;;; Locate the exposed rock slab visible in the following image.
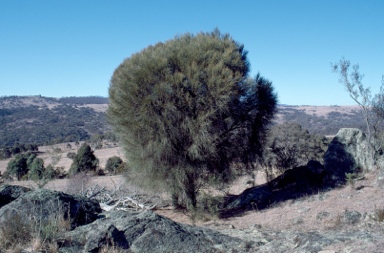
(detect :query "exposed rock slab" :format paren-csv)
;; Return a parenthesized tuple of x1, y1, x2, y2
(324, 128, 374, 185)
(222, 228, 380, 253)
(0, 184, 31, 208)
(58, 210, 247, 253)
(0, 188, 101, 229)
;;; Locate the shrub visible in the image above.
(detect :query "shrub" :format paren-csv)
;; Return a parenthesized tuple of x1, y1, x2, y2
(68, 143, 99, 176)
(105, 156, 124, 174)
(67, 152, 76, 159)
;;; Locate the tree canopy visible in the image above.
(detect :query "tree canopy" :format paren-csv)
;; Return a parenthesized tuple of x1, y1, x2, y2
(108, 30, 278, 209)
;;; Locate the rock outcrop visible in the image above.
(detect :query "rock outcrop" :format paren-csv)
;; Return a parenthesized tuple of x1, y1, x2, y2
(58, 210, 247, 253)
(323, 128, 374, 185)
(0, 184, 31, 208)
(0, 188, 101, 229)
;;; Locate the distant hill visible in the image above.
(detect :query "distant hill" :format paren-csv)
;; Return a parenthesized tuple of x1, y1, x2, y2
(275, 105, 365, 136)
(0, 95, 367, 147)
(0, 96, 110, 146)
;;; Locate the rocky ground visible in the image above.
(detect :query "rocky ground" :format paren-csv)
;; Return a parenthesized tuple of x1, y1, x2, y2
(1, 168, 384, 253)
(1, 128, 384, 252)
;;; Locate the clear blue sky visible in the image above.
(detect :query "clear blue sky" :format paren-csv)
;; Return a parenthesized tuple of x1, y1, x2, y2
(1, 0, 383, 105)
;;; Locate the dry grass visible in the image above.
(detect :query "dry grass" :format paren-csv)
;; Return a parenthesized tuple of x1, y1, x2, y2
(0, 199, 71, 253)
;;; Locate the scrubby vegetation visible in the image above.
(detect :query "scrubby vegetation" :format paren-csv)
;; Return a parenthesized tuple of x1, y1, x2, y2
(0, 203, 71, 252)
(1, 58, 384, 252)
(263, 123, 329, 176)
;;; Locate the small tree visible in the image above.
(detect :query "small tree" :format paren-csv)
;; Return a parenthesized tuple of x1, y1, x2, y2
(6, 154, 28, 180)
(108, 30, 277, 209)
(69, 143, 99, 176)
(28, 157, 45, 181)
(332, 58, 384, 157)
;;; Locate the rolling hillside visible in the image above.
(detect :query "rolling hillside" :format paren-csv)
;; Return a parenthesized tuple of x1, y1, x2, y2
(0, 95, 365, 148)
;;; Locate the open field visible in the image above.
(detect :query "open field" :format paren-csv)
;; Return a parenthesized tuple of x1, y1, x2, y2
(0, 142, 124, 175)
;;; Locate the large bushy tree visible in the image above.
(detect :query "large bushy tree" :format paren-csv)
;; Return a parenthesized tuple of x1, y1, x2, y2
(108, 30, 278, 209)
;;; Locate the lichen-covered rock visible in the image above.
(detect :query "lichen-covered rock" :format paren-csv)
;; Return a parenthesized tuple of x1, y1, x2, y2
(323, 128, 374, 185)
(0, 184, 31, 208)
(341, 210, 362, 225)
(58, 210, 247, 253)
(0, 188, 102, 229)
(374, 165, 384, 188)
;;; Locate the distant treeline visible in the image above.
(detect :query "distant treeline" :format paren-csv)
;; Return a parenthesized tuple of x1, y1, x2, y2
(0, 143, 39, 160)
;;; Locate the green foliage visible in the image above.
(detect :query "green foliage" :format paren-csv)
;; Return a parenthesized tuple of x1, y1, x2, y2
(5, 150, 65, 184)
(28, 157, 45, 181)
(345, 172, 358, 187)
(191, 193, 223, 222)
(108, 30, 277, 209)
(6, 153, 29, 180)
(0, 147, 11, 160)
(105, 156, 124, 174)
(263, 123, 329, 175)
(69, 143, 99, 176)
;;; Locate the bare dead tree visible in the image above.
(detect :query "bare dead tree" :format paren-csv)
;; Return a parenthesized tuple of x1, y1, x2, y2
(332, 58, 384, 159)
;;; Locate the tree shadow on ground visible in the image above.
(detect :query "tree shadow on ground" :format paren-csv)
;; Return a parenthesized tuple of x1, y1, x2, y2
(219, 145, 356, 218)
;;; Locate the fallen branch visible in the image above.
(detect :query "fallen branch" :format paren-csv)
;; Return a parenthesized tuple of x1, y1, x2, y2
(81, 183, 156, 212)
